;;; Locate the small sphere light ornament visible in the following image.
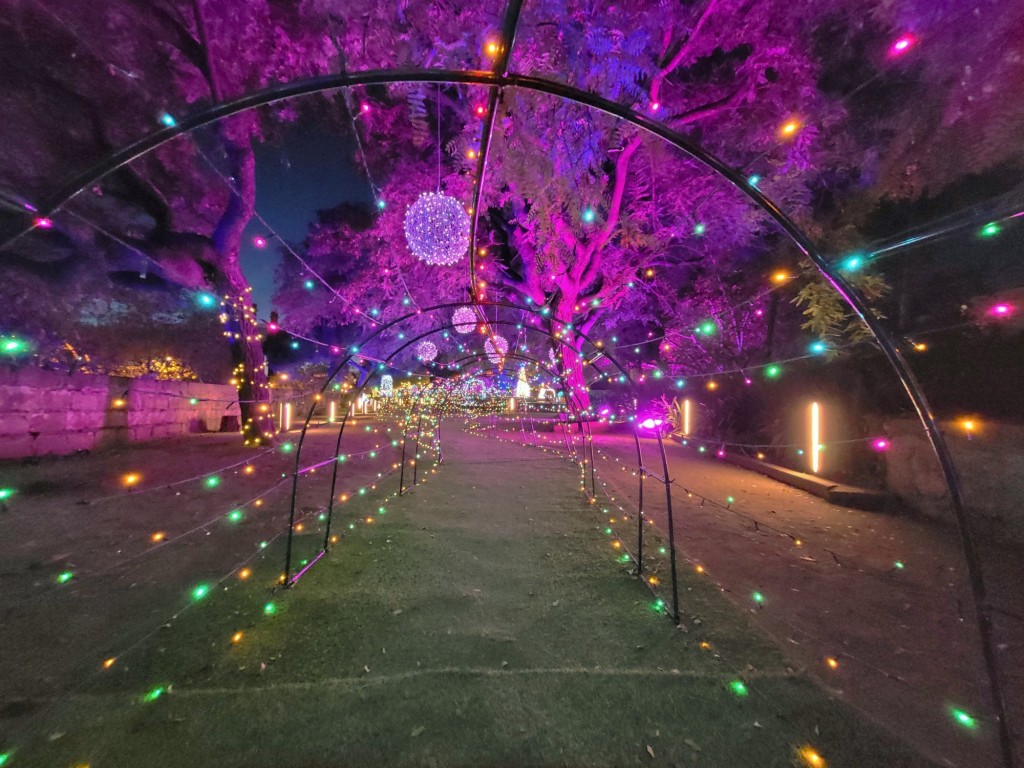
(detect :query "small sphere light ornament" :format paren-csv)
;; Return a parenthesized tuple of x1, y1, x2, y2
(404, 192, 470, 266)
(415, 340, 438, 362)
(452, 306, 477, 334)
(485, 335, 509, 364)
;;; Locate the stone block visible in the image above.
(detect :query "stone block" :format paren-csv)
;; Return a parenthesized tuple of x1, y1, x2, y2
(0, 414, 32, 435)
(71, 392, 104, 411)
(27, 411, 66, 434)
(0, 388, 38, 413)
(65, 410, 104, 431)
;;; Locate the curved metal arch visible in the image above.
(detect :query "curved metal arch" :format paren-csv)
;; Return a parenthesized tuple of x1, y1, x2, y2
(285, 302, 677, 615)
(11, 66, 1006, 758)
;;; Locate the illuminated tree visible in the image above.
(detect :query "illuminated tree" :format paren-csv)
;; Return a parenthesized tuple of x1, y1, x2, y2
(0, 0, 337, 443)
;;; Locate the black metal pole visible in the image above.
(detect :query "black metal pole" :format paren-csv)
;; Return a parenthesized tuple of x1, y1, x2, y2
(412, 412, 424, 487)
(655, 432, 680, 625)
(633, 427, 645, 578)
(322, 396, 354, 551)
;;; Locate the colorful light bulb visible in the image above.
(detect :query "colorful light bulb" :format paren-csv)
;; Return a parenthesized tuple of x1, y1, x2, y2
(889, 33, 917, 57)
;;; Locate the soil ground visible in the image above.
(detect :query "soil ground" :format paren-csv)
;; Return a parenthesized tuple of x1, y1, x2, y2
(0, 420, 947, 767)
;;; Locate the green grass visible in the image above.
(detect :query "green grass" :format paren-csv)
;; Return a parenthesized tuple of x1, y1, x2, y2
(5, 428, 936, 767)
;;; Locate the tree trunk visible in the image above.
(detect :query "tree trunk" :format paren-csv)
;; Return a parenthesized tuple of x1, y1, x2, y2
(552, 297, 591, 413)
(213, 127, 275, 445)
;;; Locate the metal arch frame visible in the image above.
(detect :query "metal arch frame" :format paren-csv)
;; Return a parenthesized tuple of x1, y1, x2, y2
(284, 302, 681, 619)
(9, 65, 1009, 761)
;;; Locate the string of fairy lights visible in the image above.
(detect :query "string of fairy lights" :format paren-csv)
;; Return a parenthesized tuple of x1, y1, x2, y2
(6, 425, 423, 609)
(469, 415, 986, 743)
(1, 10, 1017, 766)
(466, 416, 842, 765)
(0, 408, 446, 765)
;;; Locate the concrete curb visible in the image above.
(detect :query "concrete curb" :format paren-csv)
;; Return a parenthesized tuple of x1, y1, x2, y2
(722, 452, 897, 511)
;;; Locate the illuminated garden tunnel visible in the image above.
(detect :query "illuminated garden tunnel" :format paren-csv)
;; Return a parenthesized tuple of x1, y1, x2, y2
(1, 2, 1023, 767)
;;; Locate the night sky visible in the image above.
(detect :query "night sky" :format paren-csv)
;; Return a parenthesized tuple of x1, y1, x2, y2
(240, 127, 373, 314)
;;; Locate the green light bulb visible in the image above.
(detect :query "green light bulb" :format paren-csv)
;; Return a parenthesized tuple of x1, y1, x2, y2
(227, 509, 244, 523)
(894, 560, 905, 570)
(729, 680, 749, 697)
(951, 707, 978, 729)
(765, 365, 781, 378)
(191, 584, 210, 601)
(0, 488, 14, 501)
(205, 476, 220, 489)
(143, 686, 164, 703)
(752, 591, 765, 604)
(263, 602, 276, 615)
(979, 222, 1001, 238)
(56, 571, 74, 584)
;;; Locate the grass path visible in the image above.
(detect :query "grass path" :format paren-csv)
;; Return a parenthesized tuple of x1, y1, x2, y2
(9, 424, 936, 767)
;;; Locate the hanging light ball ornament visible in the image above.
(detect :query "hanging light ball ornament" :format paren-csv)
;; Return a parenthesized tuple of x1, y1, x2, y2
(485, 335, 509, 364)
(452, 306, 477, 334)
(403, 192, 471, 266)
(415, 340, 438, 362)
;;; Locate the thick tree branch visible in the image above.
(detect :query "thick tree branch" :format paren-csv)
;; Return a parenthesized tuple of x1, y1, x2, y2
(650, 0, 723, 104)
(667, 89, 745, 126)
(590, 134, 643, 254)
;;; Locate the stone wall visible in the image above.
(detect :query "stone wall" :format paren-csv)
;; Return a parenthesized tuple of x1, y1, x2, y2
(0, 368, 240, 460)
(883, 418, 1024, 545)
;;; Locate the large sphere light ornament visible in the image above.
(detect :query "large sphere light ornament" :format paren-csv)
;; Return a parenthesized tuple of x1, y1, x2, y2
(415, 340, 438, 362)
(403, 192, 471, 266)
(484, 335, 509, 364)
(452, 306, 477, 334)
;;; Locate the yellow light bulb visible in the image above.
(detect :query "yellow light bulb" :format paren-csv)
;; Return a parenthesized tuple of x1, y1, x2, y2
(780, 118, 802, 137)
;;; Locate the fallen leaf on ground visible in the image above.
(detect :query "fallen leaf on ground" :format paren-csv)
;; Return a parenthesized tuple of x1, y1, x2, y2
(646, 745, 656, 758)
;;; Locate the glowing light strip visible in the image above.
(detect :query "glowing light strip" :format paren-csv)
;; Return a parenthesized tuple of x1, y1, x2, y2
(810, 402, 821, 474)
